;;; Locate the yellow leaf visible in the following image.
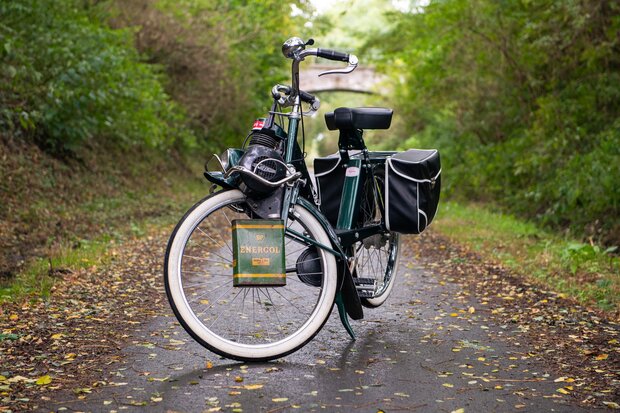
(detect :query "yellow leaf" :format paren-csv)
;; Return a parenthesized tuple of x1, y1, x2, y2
(602, 402, 620, 409)
(36, 375, 52, 385)
(595, 354, 609, 360)
(51, 333, 64, 340)
(206, 361, 213, 369)
(556, 388, 570, 395)
(234, 376, 243, 383)
(468, 307, 475, 314)
(272, 397, 289, 402)
(442, 383, 454, 388)
(9, 314, 18, 321)
(451, 409, 465, 413)
(450, 313, 458, 317)
(243, 384, 263, 390)
(200, 299, 210, 305)
(477, 357, 485, 361)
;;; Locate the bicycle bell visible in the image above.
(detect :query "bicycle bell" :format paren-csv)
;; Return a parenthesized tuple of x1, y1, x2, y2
(282, 37, 305, 59)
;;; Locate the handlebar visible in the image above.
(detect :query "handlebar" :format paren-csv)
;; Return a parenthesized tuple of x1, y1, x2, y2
(274, 38, 358, 116)
(299, 89, 317, 104)
(316, 48, 349, 62)
(271, 84, 320, 114)
(271, 84, 316, 103)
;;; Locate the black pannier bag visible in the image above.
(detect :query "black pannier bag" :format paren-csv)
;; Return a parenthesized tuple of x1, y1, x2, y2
(314, 153, 345, 227)
(385, 149, 441, 234)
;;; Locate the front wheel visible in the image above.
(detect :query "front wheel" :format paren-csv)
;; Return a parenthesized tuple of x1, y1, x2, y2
(164, 189, 338, 361)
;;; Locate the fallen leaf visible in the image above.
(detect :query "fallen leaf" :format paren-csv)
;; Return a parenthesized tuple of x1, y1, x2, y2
(36, 375, 52, 386)
(272, 397, 289, 402)
(243, 384, 263, 390)
(595, 354, 609, 361)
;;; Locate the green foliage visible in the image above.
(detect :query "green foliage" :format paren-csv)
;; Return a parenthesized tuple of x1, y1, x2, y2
(436, 201, 620, 311)
(373, 0, 620, 243)
(0, 0, 195, 153)
(561, 243, 618, 274)
(111, 0, 315, 150)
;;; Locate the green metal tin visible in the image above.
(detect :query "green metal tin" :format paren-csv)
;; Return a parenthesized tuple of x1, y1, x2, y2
(232, 219, 286, 287)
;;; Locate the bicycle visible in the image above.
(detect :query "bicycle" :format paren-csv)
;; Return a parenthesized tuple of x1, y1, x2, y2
(164, 37, 441, 361)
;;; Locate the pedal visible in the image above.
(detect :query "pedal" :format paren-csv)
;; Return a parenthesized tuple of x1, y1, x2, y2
(353, 278, 376, 298)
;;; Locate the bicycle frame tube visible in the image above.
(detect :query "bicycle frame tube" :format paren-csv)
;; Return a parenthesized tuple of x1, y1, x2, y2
(335, 158, 362, 230)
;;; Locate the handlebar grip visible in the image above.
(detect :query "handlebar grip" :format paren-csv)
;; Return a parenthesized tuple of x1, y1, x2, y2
(299, 90, 316, 104)
(316, 48, 350, 62)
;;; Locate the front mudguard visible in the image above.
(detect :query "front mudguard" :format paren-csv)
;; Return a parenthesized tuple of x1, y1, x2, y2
(296, 197, 363, 320)
(203, 171, 240, 190)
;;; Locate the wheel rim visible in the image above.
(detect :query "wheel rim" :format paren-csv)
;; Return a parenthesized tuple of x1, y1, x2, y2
(354, 170, 400, 301)
(354, 233, 400, 299)
(166, 190, 336, 360)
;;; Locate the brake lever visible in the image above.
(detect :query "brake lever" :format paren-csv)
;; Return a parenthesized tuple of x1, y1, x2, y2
(318, 55, 359, 77)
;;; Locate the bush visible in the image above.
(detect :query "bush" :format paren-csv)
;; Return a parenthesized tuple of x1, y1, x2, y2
(0, 0, 196, 153)
(374, 0, 620, 244)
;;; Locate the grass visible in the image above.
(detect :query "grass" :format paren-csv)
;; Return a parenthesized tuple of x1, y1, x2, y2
(0, 139, 210, 303)
(434, 201, 620, 312)
(0, 236, 113, 302)
(0, 177, 207, 303)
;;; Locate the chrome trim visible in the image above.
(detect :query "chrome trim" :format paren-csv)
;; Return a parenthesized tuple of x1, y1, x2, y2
(224, 165, 302, 187)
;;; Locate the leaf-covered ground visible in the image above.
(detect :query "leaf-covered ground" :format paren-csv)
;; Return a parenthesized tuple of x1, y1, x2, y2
(408, 231, 620, 408)
(1, 228, 619, 412)
(0, 233, 165, 412)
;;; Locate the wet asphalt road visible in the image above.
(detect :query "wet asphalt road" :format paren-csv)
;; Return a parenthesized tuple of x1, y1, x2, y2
(42, 239, 590, 413)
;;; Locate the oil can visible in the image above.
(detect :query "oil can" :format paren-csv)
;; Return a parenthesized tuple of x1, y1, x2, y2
(232, 219, 286, 287)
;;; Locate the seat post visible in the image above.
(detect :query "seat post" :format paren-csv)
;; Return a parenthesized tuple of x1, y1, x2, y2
(338, 128, 365, 151)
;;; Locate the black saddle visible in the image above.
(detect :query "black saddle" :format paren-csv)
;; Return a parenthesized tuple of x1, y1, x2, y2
(325, 107, 393, 131)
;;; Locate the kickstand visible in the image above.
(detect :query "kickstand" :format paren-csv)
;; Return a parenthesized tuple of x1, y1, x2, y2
(335, 292, 355, 340)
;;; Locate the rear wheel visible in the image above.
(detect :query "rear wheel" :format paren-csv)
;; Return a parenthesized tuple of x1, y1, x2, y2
(356, 168, 401, 308)
(164, 189, 338, 361)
